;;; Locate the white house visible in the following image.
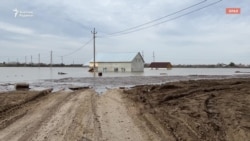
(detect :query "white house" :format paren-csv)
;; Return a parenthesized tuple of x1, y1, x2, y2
(89, 52, 144, 72)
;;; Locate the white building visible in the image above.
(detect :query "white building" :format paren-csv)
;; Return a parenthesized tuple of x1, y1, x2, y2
(89, 52, 144, 72)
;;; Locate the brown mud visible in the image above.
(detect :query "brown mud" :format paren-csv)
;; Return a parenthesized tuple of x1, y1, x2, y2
(0, 78, 249, 141)
(123, 78, 250, 141)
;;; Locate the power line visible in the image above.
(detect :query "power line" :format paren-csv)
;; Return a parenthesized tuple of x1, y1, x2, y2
(62, 38, 93, 57)
(0, 41, 92, 64)
(0, 0, 223, 63)
(99, 0, 222, 38)
(50, 50, 53, 67)
(0, 38, 92, 64)
(101, 0, 207, 37)
(121, 0, 223, 35)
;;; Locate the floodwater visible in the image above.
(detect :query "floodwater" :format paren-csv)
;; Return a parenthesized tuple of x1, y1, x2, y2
(0, 67, 250, 93)
(1, 67, 250, 83)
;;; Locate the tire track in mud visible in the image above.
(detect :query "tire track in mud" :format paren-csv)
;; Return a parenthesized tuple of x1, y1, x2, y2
(0, 90, 101, 141)
(28, 90, 98, 141)
(0, 90, 73, 141)
(96, 89, 162, 141)
(1, 89, 157, 141)
(1, 78, 250, 141)
(0, 89, 52, 130)
(0, 89, 52, 114)
(28, 92, 83, 141)
(123, 78, 250, 141)
(64, 90, 102, 141)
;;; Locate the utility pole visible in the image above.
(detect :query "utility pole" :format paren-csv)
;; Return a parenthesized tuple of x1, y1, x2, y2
(38, 53, 40, 67)
(153, 51, 155, 62)
(50, 51, 53, 67)
(31, 55, 33, 64)
(91, 28, 97, 73)
(61, 56, 63, 64)
(25, 56, 27, 66)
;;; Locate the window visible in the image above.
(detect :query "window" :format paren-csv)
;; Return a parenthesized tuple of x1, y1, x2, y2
(121, 68, 126, 72)
(103, 67, 107, 72)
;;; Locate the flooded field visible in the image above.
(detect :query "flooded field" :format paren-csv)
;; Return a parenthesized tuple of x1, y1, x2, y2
(0, 67, 250, 92)
(1, 68, 250, 140)
(0, 67, 250, 83)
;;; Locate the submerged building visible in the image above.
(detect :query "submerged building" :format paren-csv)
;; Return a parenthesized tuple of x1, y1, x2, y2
(89, 52, 144, 72)
(149, 62, 172, 69)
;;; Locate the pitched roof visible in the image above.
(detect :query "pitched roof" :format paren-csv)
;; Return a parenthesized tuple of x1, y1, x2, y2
(149, 62, 172, 68)
(89, 52, 142, 63)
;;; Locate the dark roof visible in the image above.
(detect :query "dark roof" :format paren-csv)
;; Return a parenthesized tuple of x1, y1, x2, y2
(149, 62, 172, 68)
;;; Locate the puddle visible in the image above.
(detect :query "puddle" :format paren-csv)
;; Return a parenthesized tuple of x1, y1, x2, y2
(1, 75, 250, 94)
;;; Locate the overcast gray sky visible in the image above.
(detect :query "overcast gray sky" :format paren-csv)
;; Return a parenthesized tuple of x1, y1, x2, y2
(0, 0, 249, 65)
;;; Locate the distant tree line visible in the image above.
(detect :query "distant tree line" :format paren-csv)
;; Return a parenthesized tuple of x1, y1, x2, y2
(1, 61, 249, 68)
(0, 62, 84, 67)
(144, 62, 250, 68)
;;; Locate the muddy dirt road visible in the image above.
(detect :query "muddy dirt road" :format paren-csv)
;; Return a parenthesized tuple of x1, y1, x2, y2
(0, 89, 101, 141)
(0, 78, 250, 141)
(0, 89, 157, 141)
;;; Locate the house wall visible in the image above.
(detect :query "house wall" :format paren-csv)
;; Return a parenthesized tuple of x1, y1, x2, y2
(89, 62, 98, 67)
(131, 54, 144, 72)
(98, 62, 132, 72)
(89, 53, 144, 72)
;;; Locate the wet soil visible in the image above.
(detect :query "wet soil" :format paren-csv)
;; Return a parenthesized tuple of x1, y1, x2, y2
(123, 78, 250, 141)
(0, 89, 101, 141)
(0, 78, 249, 141)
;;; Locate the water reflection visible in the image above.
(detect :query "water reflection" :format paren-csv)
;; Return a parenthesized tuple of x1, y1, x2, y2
(50, 67, 54, 86)
(0, 67, 250, 83)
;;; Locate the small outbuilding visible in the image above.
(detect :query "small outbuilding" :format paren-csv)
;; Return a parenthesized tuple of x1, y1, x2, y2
(89, 52, 144, 72)
(149, 62, 172, 69)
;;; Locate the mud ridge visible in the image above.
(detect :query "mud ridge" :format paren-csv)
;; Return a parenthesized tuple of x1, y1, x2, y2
(0, 89, 52, 114)
(123, 78, 250, 141)
(0, 89, 53, 130)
